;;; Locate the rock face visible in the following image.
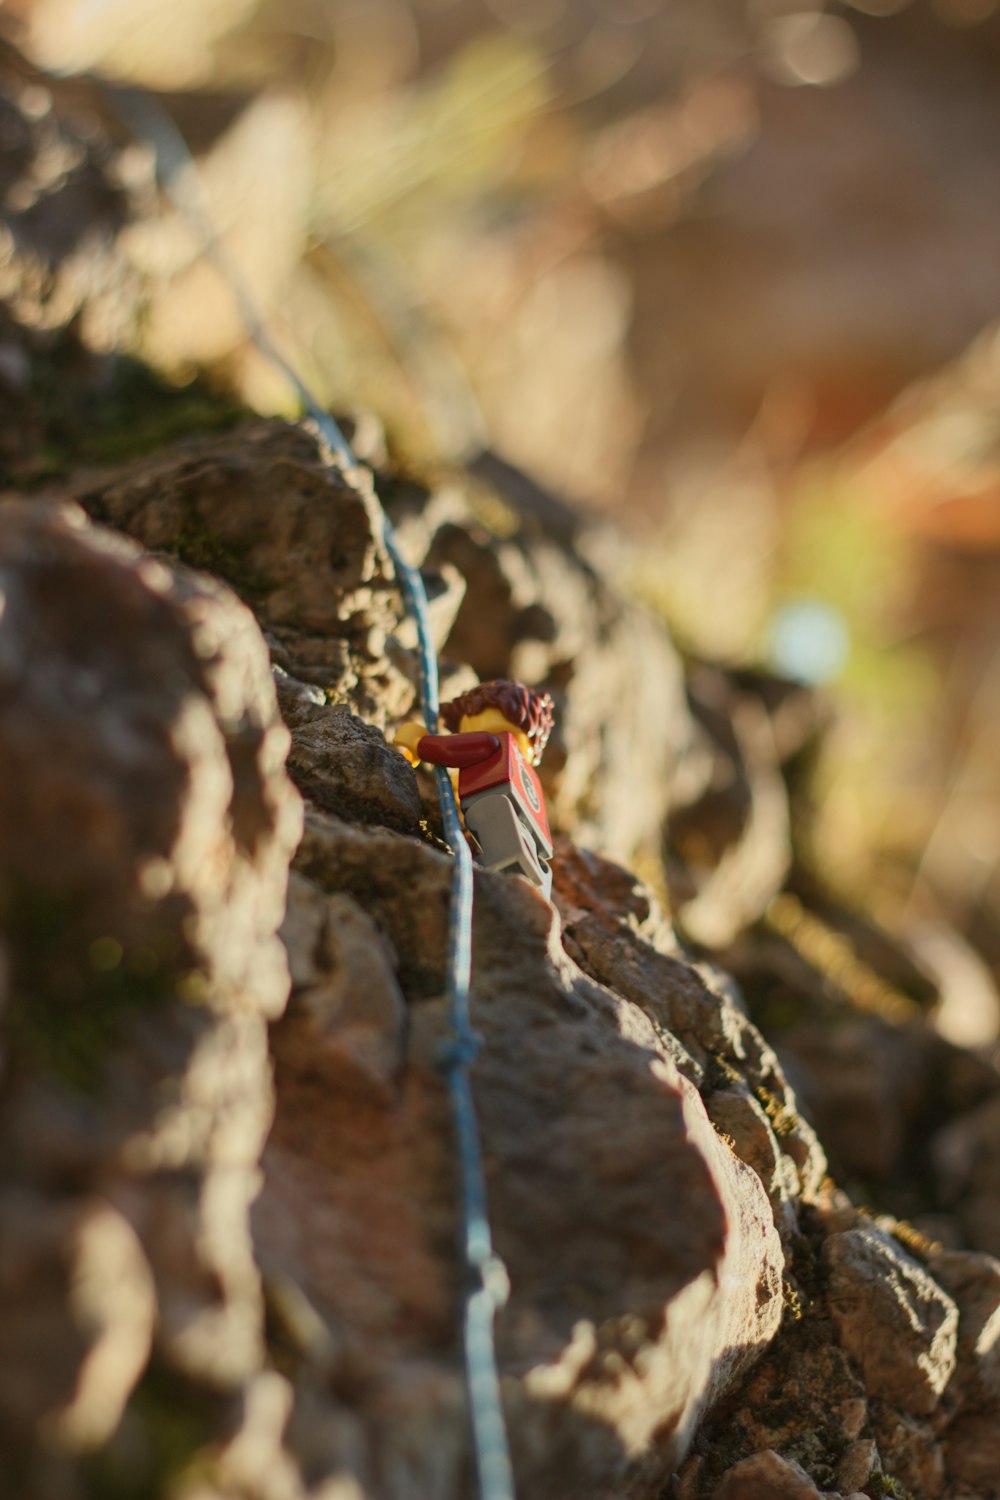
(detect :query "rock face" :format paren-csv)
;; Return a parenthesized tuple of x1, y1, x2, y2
(80, 420, 413, 727)
(0, 497, 302, 1491)
(265, 812, 783, 1500)
(0, 436, 789, 1500)
(822, 1226, 958, 1416)
(2, 415, 1000, 1500)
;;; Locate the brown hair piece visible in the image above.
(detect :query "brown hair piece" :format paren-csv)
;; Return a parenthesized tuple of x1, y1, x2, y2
(441, 679, 555, 763)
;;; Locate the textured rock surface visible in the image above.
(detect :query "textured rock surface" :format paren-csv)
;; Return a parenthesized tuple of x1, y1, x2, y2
(260, 809, 784, 1500)
(931, 1249, 1000, 1407)
(3, 410, 1000, 1499)
(711, 1449, 823, 1500)
(673, 1186, 1000, 1499)
(552, 841, 827, 1246)
(78, 420, 413, 725)
(0, 458, 790, 1500)
(822, 1225, 958, 1416)
(0, 497, 302, 1493)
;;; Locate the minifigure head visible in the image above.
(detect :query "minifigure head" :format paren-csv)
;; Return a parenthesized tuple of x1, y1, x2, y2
(441, 679, 555, 765)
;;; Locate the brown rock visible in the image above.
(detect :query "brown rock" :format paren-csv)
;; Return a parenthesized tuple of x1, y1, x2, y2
(76, 419, 413, 723)
(278, 874, 407, 1096)
(0, 498, 301, 1019)
(666, 669, 792, 949)
(933, 1094, 1000, 1258)
(254, 808, 784, 1499)
(699, 1329, 869, 1495)
(553, 841, 827, 1221)
(835, 1437, 879, 1494)
(0, 1195, 100, 1435)
(870, 1404, 946, 1500)
(4, 112, 997, 1491)
(67, 407, 692, 881)
(713, 1449, 823, 1500)
(930, 1248, 1000, 1405)
(212, 1371, 309, 1500)
(823, 1225, 958, 1415)
(0, 48, 146, 486)
(286, 702, 421, 836)
(706, 1086, 801, 1240)
(0, 500, 300, 1469)
(942, 1410, 1000, 1493)
(271, 662, 326, 726)
(47, 1202, 156, 1450)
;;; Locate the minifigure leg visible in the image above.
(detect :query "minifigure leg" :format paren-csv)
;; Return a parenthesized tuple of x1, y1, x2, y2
(463, 790, 552, 896)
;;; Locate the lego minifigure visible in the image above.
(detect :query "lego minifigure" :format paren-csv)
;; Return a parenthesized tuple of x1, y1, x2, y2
(395, 679, 555, 899)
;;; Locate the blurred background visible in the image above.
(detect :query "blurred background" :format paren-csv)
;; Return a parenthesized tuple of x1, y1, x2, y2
(4, 0, 1000, 1029)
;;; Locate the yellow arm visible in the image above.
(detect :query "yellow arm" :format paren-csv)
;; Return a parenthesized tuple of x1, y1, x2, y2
(394, 720, 426, 765)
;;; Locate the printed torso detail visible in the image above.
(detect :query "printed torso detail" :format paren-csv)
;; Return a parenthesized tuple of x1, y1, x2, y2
(416, 730, 551, 849)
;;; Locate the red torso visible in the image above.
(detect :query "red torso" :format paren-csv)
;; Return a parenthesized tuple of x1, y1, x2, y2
(415, 730, 551, 846)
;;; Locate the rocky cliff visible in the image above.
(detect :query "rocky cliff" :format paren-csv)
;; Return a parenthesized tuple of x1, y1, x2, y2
(1, 42, 1000, 1500)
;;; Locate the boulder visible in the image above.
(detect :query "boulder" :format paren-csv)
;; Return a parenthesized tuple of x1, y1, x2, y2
(822, 1224, 958, 1416)
(0, 497, 301, 1487)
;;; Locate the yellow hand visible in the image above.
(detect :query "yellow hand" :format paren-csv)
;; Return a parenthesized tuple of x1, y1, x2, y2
(394, 720, 426, 765)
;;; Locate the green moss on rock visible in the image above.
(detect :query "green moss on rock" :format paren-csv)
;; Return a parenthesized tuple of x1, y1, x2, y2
(867, 1469, 914, 1500)
(2, 879, 182, 1093)
(82, 1364, 224, 1500)
(15, 347, 243, 486)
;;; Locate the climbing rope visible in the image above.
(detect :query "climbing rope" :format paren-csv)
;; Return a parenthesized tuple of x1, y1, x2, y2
(105, 84, 516, 1500)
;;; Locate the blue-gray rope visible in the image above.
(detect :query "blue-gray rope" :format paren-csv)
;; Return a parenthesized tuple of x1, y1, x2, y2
(105, 83, 515, 1500)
